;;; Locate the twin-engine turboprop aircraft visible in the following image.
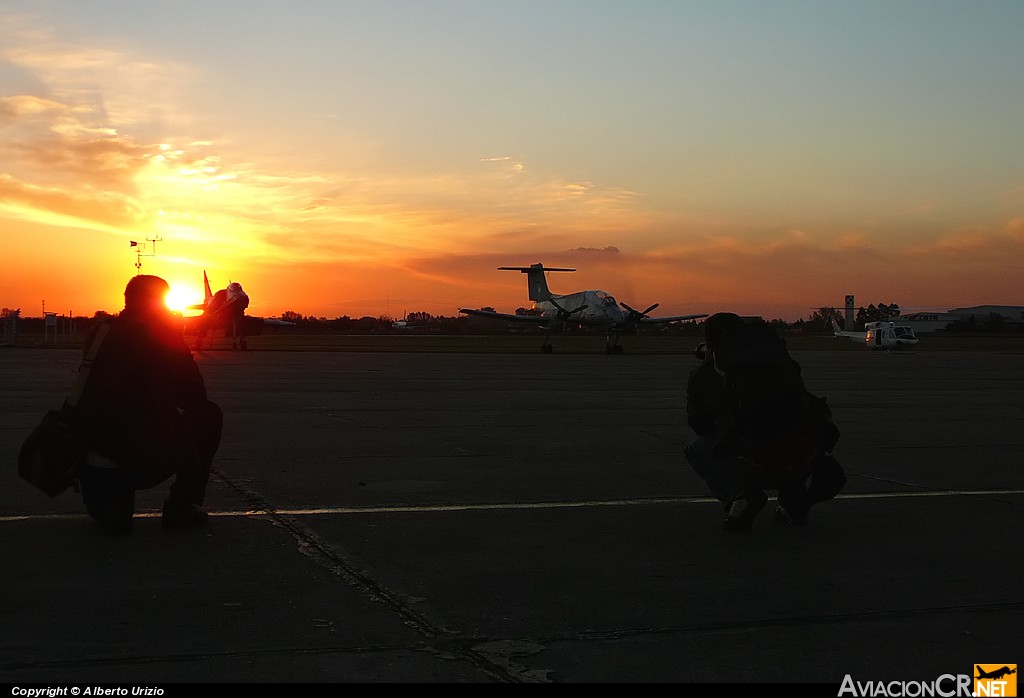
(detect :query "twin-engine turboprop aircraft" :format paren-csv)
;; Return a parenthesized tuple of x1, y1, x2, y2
(460, 263, 708, 353)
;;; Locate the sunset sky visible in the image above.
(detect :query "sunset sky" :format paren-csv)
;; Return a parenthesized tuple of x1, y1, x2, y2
(2, 1, 1023, 321)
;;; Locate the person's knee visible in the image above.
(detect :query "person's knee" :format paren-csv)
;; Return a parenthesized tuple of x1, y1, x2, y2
(182, 400, 222, 465)
(808, 454, 847, 502)
(192, 400, 222, 430)
(183, 400, 223, 440)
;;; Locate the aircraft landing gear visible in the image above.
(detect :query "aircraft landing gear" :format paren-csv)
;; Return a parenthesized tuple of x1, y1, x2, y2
(540, 329, 555, 353)
(605, 333, 624, 354)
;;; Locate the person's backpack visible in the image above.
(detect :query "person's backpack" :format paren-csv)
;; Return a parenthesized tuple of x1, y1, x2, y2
(713, 320, 836, 479)
(18, 322, 112, 496)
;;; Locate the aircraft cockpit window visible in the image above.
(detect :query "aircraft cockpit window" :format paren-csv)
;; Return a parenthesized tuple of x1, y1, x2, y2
(602, 294, 617, 307)
(894, 327, 916, 338)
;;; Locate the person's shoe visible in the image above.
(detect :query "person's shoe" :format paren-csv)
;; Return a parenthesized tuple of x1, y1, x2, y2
(773, 504, 808, 525)
(723, 490, 767, 531)
(162, 500, 209, 529)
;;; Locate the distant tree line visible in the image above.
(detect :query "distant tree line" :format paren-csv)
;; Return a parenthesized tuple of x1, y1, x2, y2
(807, 302, 901, 332)
(4, 302, 1018, 341)
(271, 311, 711, 335)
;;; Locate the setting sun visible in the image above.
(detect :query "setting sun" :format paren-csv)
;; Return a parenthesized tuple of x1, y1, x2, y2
(165, 286, 203, 314)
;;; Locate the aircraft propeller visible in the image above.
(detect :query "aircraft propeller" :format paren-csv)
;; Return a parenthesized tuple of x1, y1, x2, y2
(620, 302, 659, 334)
(549, 298, 587, 329)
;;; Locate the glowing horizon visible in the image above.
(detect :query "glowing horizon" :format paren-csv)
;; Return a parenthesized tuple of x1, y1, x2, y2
(3, 3, 1023, 322)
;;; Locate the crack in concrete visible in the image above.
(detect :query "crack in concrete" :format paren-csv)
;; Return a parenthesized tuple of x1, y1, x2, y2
(211, 468, 551, 683)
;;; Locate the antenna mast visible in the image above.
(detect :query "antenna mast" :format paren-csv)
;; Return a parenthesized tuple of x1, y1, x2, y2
(130, 236, 163, 274)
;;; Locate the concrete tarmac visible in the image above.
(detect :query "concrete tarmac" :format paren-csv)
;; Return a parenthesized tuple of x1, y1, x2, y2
(1, 346, 1022, 684)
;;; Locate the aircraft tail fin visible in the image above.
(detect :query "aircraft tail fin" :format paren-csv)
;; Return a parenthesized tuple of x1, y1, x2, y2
(203, 271, 213, 305)
(831, 318, 841, 336)
(499, 263, 575, 302)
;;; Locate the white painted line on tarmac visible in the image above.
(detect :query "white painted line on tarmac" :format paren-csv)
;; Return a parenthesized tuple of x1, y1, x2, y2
(3, 488, 1022, 523)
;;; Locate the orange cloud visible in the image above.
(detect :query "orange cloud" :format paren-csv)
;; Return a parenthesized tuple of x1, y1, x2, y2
(1006, 217, 1024, 241)
(11, 127, 155, 190)
(0, 95, 65, 122)
(0, 174, 147, 230)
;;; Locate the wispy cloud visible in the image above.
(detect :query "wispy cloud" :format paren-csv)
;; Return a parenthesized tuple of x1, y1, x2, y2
(1007, 217, 1024, 242)
(1, 93, 155, 185)
(0, 173, 146, 230)
(569, 246, 620, 254)
(2, 16, 195, 127)
(0, 95, 64, 121)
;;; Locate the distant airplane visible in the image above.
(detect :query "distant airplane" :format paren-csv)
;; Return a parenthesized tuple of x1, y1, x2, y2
(183, 271, 293, 350)
(460, 263, 708, 353)
(831, 319, 919, 350)
(976, 666, 1016, 681)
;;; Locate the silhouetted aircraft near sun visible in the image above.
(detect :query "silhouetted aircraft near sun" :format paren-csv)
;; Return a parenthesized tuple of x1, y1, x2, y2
(460, 263, 708, 354)
(183, 272, 293, 350)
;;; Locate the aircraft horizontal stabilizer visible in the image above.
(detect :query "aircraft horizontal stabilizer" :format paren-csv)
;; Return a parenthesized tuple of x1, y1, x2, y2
(498, 266, 576, 272)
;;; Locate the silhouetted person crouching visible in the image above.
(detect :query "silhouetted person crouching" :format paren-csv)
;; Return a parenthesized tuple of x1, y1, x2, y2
(75, 275, 222, 534)
(685, 312, 845, 530)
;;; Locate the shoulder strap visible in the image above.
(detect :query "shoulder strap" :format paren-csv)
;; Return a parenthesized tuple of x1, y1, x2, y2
(66, 321, 112, 408)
